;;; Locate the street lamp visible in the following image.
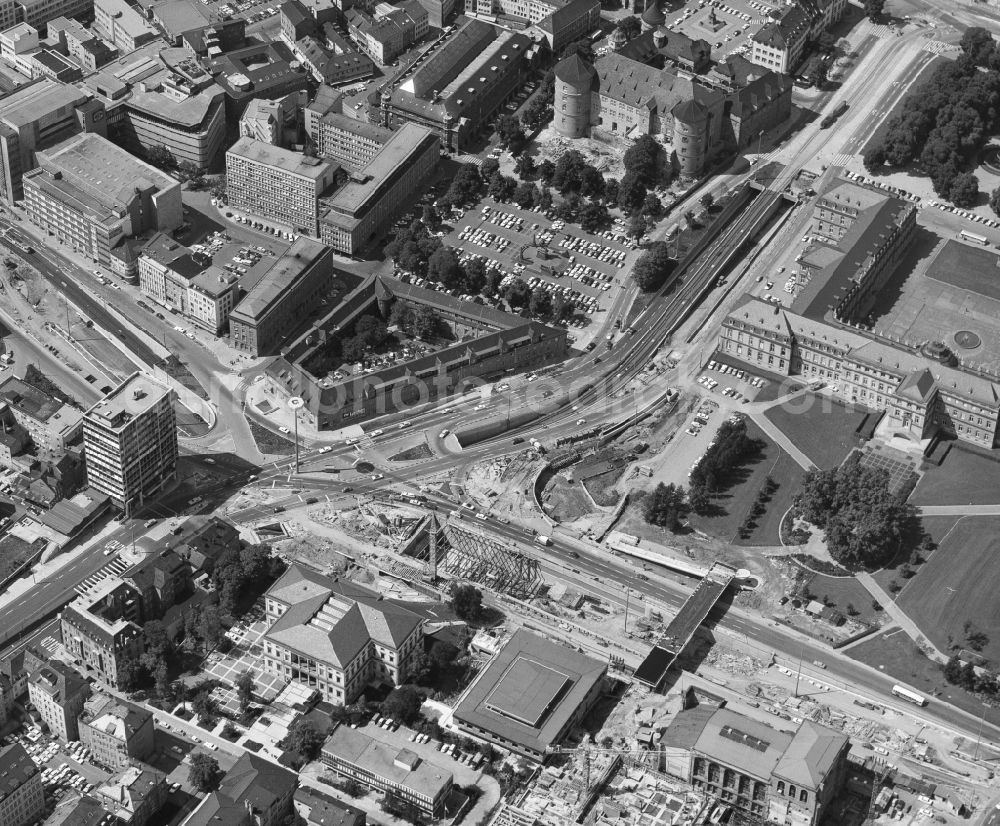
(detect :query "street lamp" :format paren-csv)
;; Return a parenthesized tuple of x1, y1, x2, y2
(288, 397, 304, 473)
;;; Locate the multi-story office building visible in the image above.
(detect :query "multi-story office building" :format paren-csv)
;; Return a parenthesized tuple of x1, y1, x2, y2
(315, 112, 391, 171)
(81, 43, 228, 172)
(0, 375, 83, 454)
(47, 17, 117, 71)
(16, 0, 92, 30)
(23, 133, 183, 267)
(79, 693, 155, 769)
(0, 21, 37, 69)
(0, 78, 104, 204)
(346, 4, 424, 65)
(138, 233, 238, 333)
(93, 0, 158, 53)
(228, 237, 333, 356)
(321, 725, 452, 817)
(0, 743, 45, 826)
(27, 660, 90, 741)
(663, 708, 849, 826)
(261, 563, 424, 704)
(238, 91, 306, 147)
(226, 138, 337, 236)
(61, 578, 145, 688)
(82, 372, 178, 516)
(0, 0, 18, 30)
(319, 122, 438, 255)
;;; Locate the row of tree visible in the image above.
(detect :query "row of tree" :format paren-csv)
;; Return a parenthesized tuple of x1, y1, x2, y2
(688, 419, 762, 513)
(863, 28, 1000, 205)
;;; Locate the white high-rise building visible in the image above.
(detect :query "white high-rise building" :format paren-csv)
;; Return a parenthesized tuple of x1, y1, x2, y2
(83, 373, 177, 516)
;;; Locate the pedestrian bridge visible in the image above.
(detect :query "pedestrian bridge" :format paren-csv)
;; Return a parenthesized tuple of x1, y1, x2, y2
(633, 562, 737, 690)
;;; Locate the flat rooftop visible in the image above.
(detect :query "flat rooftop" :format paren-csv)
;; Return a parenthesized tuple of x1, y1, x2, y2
(453, 628, 605, 756)
(230, 237, 329, 322)
(0, 77, 89, 128)
(0, 375, 68, 422)
(85, 372, 172, 431)
(227, 136, 335, 180)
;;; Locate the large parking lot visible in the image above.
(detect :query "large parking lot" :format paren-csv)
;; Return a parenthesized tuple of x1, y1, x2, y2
(664, 0, 776, 62)
(439, 198, 638, 344)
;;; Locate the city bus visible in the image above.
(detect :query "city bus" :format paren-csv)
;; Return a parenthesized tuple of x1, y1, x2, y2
(960, 229, 988, 246)
(891, 684, 927, 706)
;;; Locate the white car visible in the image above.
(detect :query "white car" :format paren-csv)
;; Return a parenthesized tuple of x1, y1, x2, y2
(439, 429, 450, 438)
(371, 473, 384, 480)
(370, 429, 384, 437)
(345, 437, 357, 445)
(319, 446, 332, 453)
(474, 403, 488, 410)
(398, 420, 411, 429)
(278, 426, 290, 434)
(475, 513, 487, 521)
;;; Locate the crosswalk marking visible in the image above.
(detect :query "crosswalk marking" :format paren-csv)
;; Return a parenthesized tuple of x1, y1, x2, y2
(827, 153, 853, 167)
(922, 40, 956, 55)
(76, 557, 130, 595)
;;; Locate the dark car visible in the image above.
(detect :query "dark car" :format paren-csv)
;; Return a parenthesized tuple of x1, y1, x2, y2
(305, 497, 318, 504)
(273, 506, 285, 513)
(512, 437, 524, 444)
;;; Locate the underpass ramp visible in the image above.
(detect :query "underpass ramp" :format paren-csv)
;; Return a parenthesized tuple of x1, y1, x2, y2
(634, 562, 736, 690)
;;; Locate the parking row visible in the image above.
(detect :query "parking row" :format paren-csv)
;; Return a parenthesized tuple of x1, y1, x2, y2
(523, 274, 601, 314)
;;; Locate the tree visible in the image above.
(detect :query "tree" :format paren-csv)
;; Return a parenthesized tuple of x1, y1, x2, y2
(603, 178, 619, 205)
(421, 205, 440, 231)
(579, 201, 609, 233)
(210, 174, 227, 199)
(146, 145, 177, 170)
(283, 719, 325, 761)
(642, 193, 662, 220)
(863, 144, 885, 174)
(960, 26, 995, 66)
(153, 661, 170, 701)
(617, 171, 647, 213)
(513, 181, 536, 209)
(537, 159, 555, 185)
(413, 306, 442, 338)
(118, 657, 146, 692)
(188, 753, 222, 793)
(503, 276, 531, 309)
(451, 584, 483, 622)
(428, 247, 465, 290)
(192, 689, 218, 725)
(200, 604, 223, 648)
(463, 257, 487, 294)
(480, 158, 500, 180)
(623, 134, 665, 188)
(236, 670, 254, 712)
(863, 0, 884, 20)
(528, 287, 553, 319)
(990, 186, 1000, 218)
(944, 654, 963, 683)
(443, 164, 483, 207)
(616, 15, 641, 40)
(699, 192, 715, 210)
(627, 213, 647, 242)
(949, 172, 979, 208)
(487, 172, 516, 202)
(514, 152, 536, 180)
(381, 685, 423, 725)
(643, 483, 688, 531)
(484, 267, 504, 298)
(631, 241, 673, 292)
(497, 115, 526, 152)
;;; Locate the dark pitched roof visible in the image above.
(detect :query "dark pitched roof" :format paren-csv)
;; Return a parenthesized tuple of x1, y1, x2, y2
(220, 752, 297, 814)
(554, 53, 595, 87)
(671, 98, 706, 123)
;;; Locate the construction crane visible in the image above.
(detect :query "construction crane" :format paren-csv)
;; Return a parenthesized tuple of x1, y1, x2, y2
(868, 758, 893, 822)
(544, 743, 664, 792)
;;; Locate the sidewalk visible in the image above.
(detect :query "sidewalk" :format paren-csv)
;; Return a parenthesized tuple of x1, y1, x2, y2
(746, 408, 817, 471)
(855, 571, 949, 664)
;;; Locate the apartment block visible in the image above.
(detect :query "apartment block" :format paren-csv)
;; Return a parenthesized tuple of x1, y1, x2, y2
(79, 693, 155, 769)
(346, 4, 423, 65)
(319, 122, 438, 255)
(0, 375, 83, 454)
(17, 0, 92, 30)
(138, 233, 238, 333)
(93, 0, 158, 53)
(48, 17, 118, 71)
(228, 237, 333, 356)
(82, 372, 178, 516)
(94, 766, 168, 826)
(750, 0, 848, 74)
(0, 743, 45, 826)
(315, 112, 391, 170)
(23, 133, 182, 267)
(61, 578, 145, 689)
(183, 753, 297, 826)
(27, 659, 90, 741)
(261, 563, 424, 704)
(226, 137, 337, 235)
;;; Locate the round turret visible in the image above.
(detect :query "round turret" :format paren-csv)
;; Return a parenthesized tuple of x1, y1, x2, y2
(672, 99, 708, 179)
(553, 54, 596, 139)
(641, 0, 665, 32)
(652, 26, 667, 49)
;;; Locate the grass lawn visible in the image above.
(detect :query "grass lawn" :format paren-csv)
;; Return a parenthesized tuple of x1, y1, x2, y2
(894, 516, 1000, 663)
(862, 55, 948, 156)
(802, 572, 881, 624)
(911, 446, 1000, 506)
(689, 421, 805, 545)
(848, 629, 1000, 728)
(763, 396, 870, 469)
(870, 515, 960, 593)
(247, 419, 295, 455)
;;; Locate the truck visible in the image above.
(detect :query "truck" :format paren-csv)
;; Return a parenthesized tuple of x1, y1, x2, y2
(535, 535, 552, 546)
(820, 101, 848, 129)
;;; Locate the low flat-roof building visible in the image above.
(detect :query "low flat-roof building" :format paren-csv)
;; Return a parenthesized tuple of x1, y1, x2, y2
(0, 375, 82, 454)
(79, 693, 154, 769)
(318, 122, 438, 255)
(228, 237, 333, 356)
(23, 133, 182, 267)
(322, 725, 452, 817)
(453, 628, 606, 762)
